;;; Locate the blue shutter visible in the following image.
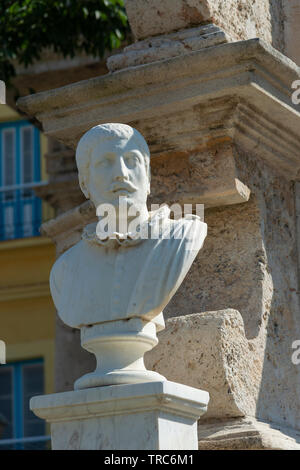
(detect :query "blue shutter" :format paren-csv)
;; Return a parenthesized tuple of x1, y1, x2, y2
(0, 366, 14, 439)
(0, 359, 45, 448)
(0, 121, 42, 240)
(1, 128, 16, 239)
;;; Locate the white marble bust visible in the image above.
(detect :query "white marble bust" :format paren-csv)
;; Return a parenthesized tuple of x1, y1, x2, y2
(49, 123, 207, 388)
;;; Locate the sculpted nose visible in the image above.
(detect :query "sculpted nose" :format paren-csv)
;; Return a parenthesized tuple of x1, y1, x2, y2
(113, 156, 128, 181)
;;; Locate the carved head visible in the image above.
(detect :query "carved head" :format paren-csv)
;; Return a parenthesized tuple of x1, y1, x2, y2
(76, 123, 151, 210)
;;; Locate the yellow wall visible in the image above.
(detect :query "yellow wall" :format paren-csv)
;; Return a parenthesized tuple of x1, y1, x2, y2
(0, 104, 21, 121)
(0, 237, 55, 291)
(0, 237, 56, 398)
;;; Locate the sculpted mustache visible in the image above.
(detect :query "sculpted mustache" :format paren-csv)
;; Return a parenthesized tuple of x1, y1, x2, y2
(109, 183, 138, 192)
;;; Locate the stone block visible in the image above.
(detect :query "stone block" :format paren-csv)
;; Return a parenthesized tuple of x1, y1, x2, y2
(145, 310, 261, 420)
(124, 0, 275, 45)
(124, 0, 211, 40)
(149, 143, 250, 209)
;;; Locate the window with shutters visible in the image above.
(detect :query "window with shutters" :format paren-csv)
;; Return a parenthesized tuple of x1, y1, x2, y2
(0, 359, 49, 450)
(0, 121, 42, 240)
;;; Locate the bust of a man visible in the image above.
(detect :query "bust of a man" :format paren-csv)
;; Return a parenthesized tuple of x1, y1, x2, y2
(50, 123, 207, 388)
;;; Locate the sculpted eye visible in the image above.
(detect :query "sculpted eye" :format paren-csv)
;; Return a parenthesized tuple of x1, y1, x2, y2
(96, 156, 111, 167)
(125, 153, 140, 167)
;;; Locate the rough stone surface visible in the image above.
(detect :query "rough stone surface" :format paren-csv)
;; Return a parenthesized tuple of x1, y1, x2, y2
(198, 417, 300, 450)
(145, 310, 261, 420)
(148, 143, 250, 209)
(208, 0, 272, 45)
(283, 0, 300, 65)
(124, 0, 211, 40)
(163, 194, 271, 340)
(235, 150, 300, 431)
(162, 151, 300, 431)
(124, 0, 281, 48)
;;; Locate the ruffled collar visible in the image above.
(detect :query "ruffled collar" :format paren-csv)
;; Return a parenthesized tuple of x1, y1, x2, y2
(82, 205, 170, 248)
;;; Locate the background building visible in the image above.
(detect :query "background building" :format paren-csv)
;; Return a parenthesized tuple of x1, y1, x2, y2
(0, 103, 55, 449)
(0, 42, 111, 448)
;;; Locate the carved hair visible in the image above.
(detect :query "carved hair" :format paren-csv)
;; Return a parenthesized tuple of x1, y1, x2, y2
(76, 123, 151, 198)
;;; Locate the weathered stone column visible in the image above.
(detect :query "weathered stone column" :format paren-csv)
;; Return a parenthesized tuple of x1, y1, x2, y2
(18, 0, 300, 449)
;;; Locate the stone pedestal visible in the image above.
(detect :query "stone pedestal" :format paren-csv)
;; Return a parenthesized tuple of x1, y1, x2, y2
(30, 381, 209, 450)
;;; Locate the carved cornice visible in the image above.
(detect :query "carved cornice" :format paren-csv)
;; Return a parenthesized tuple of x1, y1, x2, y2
(17, 39, 300, 180)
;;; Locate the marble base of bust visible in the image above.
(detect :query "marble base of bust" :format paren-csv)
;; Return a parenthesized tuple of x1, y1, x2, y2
(74, 317, 166, 390)
(30, 381, 209, 450)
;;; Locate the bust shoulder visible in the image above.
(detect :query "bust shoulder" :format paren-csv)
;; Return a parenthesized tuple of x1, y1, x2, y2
(161, 213, 207, 244)
(49, 240, 85, 310)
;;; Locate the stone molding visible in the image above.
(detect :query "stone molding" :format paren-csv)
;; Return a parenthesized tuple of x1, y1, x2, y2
(18, 39, 300, 181)
(30, 380, 209, 423)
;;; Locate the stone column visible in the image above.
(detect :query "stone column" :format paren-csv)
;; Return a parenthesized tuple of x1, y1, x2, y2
(18, 0, 300, 449)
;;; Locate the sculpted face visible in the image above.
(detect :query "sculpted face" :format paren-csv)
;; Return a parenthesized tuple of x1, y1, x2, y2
(87, 136, 150, 211)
